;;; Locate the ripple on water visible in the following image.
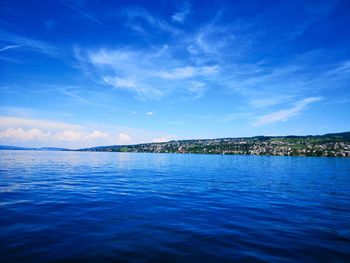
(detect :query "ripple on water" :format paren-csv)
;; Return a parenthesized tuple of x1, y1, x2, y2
(0, 151, 350, 262)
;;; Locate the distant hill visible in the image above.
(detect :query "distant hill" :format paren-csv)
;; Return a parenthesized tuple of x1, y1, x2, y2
(78, 131, 350, 157)
(2, 132, 350, 157)
(0, 145, 68, 151)
(322, 132, 350, 140)
(38, 147, 69, 151)
(0, 145, 34, 150)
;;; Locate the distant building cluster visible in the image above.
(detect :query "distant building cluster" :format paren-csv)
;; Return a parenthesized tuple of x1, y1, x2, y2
(82, 133, 350, 157)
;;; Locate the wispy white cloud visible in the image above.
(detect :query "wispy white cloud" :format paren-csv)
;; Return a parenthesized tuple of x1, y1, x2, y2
(85, 130, 109, 140)
(145, 111, 154, 116)
(188, 82, 206, 99)
(86, 48, 165, 99)
(118, 133, 132, 143)
(119, 7, 179, 34)
(102, 76, 150, 101)
(156, 66, 218, 80)
(75, 45, 218, 100)
(0, 128, 50, 141)
(61, 0, 104, 26)
(172, 2, 191, 23)
(250, 95, 296, 109)
(222, 58, 350, 113)
(152, 137, 171, 143)
(0, 44, 22, 52)
(254, 97, 323, 126)
(186, 23, 237, 58)
(0, 116, 82, 131)
(322, 60, 350, 78)
(59, 89, 90, 104)
(55, 130, 83, 141)
(0, 30, 60, 57)
(108, 77, 137, 89)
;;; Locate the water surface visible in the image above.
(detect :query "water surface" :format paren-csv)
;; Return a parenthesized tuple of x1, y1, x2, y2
(0, 150, 350, 262)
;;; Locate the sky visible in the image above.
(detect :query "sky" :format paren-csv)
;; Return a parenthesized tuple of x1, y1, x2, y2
(0, 0, 350, 148)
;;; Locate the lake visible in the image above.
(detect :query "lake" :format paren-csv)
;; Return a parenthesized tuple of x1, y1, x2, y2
(0, 150, 350, 262)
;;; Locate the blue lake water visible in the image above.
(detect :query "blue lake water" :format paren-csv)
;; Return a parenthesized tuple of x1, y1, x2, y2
(0, 150, 350, 262)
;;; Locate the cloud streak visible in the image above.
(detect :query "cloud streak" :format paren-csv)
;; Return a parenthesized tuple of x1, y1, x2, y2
(0, 30, 60, 57)
(254, 97, 322, 126)
(0, 116, 82, 131)
(61, 0, 104, 26)
(157, 66, 218, 80)
(0, 44, 22, 52)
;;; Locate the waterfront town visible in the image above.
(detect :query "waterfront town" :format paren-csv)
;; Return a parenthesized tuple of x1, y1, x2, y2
(82, 132, 350, 157)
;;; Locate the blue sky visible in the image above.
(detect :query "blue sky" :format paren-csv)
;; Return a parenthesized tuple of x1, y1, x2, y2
(0, 0, 350, 148)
